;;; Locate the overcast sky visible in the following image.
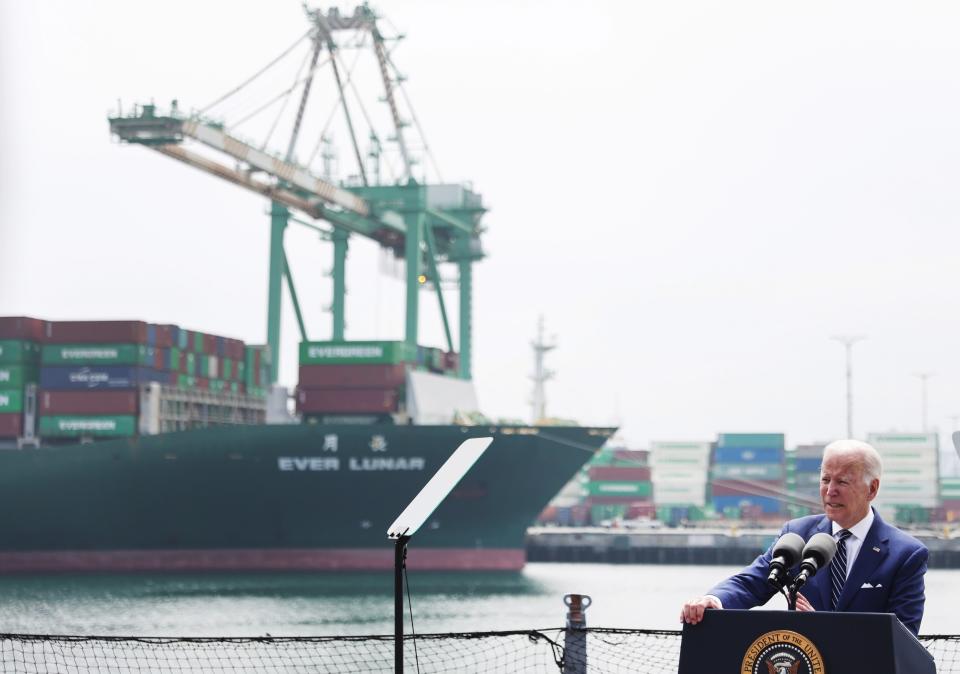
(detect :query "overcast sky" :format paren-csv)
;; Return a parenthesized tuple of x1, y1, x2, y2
(2, 1, 959, 467)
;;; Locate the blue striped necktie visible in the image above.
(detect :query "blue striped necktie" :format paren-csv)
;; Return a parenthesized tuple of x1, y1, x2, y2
(831, 529, 852, 610)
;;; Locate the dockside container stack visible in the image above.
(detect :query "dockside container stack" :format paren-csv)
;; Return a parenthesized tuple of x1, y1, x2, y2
(785, 443, 824, 517)
(582, 448, 654, 523)
(941, 477, 960, 522)
(650, 441, 710, 523)
(866, 432, 939, 524)
(711, 433, 786, 519)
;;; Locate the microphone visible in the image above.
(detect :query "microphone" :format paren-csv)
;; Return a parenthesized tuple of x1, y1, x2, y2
(793, 532, 838, 589)
(766, 533, 805, 589)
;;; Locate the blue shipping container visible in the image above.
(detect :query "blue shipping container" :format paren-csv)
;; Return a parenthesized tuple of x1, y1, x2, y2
(715, 446, 784, 464)
(712, 494, 782, 514)
(793, 457, 822, 473)
(40, 365, 171, 390)
(717, 433, 784, 450)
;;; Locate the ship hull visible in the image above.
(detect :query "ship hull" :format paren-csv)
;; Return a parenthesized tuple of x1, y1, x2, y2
(0, 424, 612, 572)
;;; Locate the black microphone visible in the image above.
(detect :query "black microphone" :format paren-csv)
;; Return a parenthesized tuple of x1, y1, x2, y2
(793, 532, 838, 590)
(766, 533, 805, 589)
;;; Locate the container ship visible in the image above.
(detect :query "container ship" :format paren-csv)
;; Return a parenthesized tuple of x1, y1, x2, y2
(0, 316, 613, 572)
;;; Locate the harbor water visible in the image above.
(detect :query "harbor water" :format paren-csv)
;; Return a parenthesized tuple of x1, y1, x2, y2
(0, 563, 956, 637)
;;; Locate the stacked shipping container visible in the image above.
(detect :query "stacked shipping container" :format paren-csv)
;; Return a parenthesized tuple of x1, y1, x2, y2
(941, 477, 960, 522)
(38, 320, 254, 437)
(0, 317, 267, 441)
(296, 341, 458, 421)
(583, 448, 654, 523)
(867, 432, 940, 524)
(785, 443, 824, 517)
(0, 317, 45, 440)
(711, 433, 786, 518)
(650, 441, 710, 523)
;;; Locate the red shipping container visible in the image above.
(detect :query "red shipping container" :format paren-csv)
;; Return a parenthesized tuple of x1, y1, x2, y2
(298, 364, 407, 389)
(0, 413, 22, 438)
(588, 465, 652, 482)
(941, 499, 960, 510)
(0, 317, 46, 341)
(711, 479, 785, 497)
(202, 333, 217, 355)
(152, 324, 175, 348)
(39, 390, 138, 415)
(443, 351, 460, 372)
(296, 387, 399, 414)
(613, 449, 650, 463)
(45, 320, 148, 344)
(626, 503, 657, 519)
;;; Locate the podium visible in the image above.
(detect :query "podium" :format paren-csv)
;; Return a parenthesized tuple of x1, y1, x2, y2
(679, 610, 935, 673)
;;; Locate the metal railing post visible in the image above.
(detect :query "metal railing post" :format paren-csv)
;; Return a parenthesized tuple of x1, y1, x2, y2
(562, 593, 592, 673)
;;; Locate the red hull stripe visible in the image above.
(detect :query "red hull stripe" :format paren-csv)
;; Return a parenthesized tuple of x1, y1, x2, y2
(0, 548, 526, 573)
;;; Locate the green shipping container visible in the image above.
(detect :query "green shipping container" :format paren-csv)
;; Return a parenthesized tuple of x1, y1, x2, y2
(184, 352, 197, 376)
(0, 340, 41, 365)
(299, 341, 418, 365)
(41, 343, 155, 366)
(591, 504, 627, 523)
(0, 366, 37, 388)
(39, 415, 137, 437)
(0, 389, 23, 413)
(221, 358, 233, 381)
(717, 433, 785, 449)
(586, 481, 653, 497)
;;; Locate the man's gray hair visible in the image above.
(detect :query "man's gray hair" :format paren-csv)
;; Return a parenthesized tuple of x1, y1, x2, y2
(823, 439, 883, 485)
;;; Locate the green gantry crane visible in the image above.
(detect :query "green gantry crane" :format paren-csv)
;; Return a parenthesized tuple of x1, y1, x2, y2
(108, 5, 485, 384)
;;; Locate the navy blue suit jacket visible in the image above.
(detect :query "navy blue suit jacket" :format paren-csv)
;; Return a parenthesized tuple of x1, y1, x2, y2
(708, 509, 928, 634)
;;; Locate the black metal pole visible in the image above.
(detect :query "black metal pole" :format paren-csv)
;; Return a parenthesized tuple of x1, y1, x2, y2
(394, 535, 409, 674)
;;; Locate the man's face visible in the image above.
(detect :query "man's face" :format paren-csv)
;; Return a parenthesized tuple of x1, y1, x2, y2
(820, 452, 878, 529)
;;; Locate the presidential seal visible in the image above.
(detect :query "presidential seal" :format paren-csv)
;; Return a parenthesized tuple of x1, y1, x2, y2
(740, 630, 825, 674)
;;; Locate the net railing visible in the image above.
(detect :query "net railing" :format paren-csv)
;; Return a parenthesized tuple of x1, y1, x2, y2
(1, 629, 958, 673)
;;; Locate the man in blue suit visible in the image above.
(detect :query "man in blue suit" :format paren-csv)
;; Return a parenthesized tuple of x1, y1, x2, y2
(680, 439, 927, 635)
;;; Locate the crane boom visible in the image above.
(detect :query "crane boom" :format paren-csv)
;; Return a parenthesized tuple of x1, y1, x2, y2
(109, 108, 371, 217)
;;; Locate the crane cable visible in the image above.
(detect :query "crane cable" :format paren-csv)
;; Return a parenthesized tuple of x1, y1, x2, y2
(199, 28, 314, 115)
(229, 53, 332, 131)
(260, 44, 315, 150)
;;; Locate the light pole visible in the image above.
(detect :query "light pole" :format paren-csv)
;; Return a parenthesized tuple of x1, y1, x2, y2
(831, 335, 865, 439)
(914, 372, 934, 433)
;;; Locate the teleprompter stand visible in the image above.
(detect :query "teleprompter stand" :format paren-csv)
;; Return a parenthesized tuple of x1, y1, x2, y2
(386, 437, 493, 674)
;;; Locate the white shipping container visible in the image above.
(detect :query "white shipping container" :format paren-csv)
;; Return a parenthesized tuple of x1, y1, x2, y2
(652, 467, 710, 481)
(654, 481, 708, 506)
(650, 453, 711, 468)
(650, 441, 712, 453)
(868, 432, 938, 452)
(874, 496, 939, 508)
(876, 481, 939, 499)
(882, 465, 940, 481)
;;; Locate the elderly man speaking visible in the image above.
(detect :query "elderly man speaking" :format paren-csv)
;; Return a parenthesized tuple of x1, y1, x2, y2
(680, 439, 928, 634)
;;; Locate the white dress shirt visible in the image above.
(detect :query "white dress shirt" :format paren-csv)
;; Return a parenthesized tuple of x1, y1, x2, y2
(831, 507, 874, 578)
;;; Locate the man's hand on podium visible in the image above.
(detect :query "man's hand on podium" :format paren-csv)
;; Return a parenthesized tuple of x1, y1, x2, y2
(680, 596, 722, 624)
(795, 593, 815, 611)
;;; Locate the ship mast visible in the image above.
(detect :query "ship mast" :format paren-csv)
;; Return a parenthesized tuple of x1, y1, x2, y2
(530, 316, 556, 424)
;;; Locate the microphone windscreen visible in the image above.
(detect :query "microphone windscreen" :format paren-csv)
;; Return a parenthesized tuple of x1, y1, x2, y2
(803, 532, 838, 567)
(772, 532, 805, 566)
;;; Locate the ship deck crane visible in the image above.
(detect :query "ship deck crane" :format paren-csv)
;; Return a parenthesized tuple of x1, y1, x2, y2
(108, 5, 486, 384)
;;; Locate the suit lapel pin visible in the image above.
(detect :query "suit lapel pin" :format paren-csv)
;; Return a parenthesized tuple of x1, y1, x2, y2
(872, 546, 880, 552)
